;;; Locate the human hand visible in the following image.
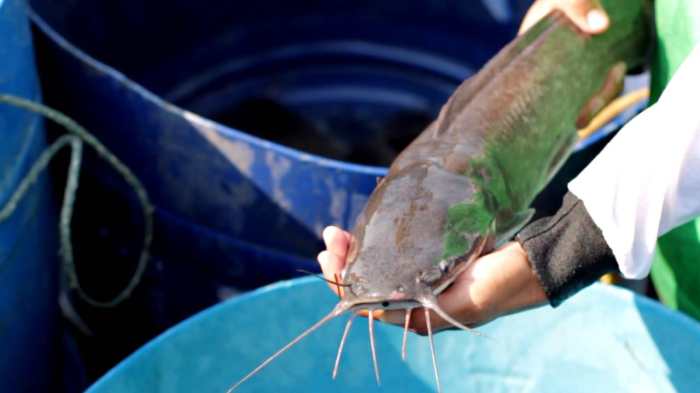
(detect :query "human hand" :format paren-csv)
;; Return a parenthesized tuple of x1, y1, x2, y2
(317, 226, 548, 335)
(519, 0, 610, 35)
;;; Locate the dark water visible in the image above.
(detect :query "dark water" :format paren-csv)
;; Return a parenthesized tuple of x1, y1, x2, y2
(209, 97, 434, 167)
(162, 43, 461, 167)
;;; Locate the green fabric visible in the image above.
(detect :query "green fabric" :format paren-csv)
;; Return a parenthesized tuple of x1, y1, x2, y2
(649, 0, 700, 321)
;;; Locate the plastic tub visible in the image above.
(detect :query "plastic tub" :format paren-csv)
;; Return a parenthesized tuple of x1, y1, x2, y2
(86, 277, 700, 393)
(0, 0, 58, 390)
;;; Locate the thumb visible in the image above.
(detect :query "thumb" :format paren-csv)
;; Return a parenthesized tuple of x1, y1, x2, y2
(519, 0, 610, 36)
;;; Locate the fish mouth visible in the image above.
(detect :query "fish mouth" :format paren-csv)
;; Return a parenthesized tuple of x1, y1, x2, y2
(348, 299, 421, 312)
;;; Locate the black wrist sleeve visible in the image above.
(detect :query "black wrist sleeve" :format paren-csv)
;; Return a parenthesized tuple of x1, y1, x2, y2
(516, 192, 619, 307)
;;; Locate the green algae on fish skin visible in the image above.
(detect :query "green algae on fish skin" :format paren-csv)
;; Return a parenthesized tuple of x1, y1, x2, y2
(442, 117, 577, 260)
(443, 191, 493, 259)
(441, 0, 652, 260)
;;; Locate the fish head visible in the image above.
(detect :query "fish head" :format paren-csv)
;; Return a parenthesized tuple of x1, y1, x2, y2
(341, 161, 489, 310)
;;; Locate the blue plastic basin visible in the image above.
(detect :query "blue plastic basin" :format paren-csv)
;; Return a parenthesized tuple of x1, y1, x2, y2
(0, 0, 58, 390)
(86, 277, 700, 393)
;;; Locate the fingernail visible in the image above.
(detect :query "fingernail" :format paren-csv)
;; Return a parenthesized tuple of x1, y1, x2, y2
(322, 226, 337, 244)
(317, 250, 329, 266)
(586, 9, 608, 31)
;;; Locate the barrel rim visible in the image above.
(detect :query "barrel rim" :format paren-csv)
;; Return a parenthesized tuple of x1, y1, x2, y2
(27, 9, 388, 177)
(85, 276, 700, 392)
(28, 7, 645, 174)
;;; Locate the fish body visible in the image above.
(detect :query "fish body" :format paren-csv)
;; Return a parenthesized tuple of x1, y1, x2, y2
(229, 1, 651, 391)
(343, 0, 651, 309)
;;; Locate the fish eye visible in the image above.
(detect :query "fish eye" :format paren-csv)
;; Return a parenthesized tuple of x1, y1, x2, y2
(381, 301, 389, 307)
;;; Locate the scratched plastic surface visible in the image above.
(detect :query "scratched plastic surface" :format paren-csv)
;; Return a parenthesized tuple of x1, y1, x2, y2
(86, 277, 700, 393)
(0, 0, 58, 390)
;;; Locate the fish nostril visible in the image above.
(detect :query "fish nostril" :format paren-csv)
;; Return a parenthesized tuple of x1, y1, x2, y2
(381, 301, 390, 307)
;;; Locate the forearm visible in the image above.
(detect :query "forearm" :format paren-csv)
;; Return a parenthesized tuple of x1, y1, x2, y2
(517, 193, 617, 306)
(569, 44, 700, 279)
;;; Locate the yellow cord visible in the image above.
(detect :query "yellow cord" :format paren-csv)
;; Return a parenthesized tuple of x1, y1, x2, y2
(600, 273, 620, 285)
(577, 87, 650, 141)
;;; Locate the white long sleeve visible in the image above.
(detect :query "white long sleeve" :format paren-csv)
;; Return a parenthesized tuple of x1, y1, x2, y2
(568, 44, 700, 279)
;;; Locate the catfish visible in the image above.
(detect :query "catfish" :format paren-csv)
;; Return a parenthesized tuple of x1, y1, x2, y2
(229, 1, 651, 391)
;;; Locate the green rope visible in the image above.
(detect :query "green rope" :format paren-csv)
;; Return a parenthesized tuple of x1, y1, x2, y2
(0, 94, 154, 308)
(0, 134, 79, 220)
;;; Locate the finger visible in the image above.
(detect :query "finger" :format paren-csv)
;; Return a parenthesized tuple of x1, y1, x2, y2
(323, 226, 351, 260)
(409, 307, 461, 335)
(518, 0, 609, 36)
(317, 250, 344, 295)
(518, 0, 554, 35)
(353, 309, 385, 320)
(379, 309, 408, 326)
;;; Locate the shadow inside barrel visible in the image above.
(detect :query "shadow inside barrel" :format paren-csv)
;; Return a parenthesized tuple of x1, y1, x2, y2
(31, 37, 333, 380)
(30, 23, 344, 382)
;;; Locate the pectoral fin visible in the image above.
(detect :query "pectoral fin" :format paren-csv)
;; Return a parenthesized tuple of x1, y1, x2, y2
(494, 208, 535, 245)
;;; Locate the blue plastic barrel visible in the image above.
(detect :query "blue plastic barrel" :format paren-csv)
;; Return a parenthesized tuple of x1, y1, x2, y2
(0, 0, 58, 390)
(25, 0, 535, 282)
(25, 0, 531, 347)
(86, 277, 700, 393)
(26, 0, 647, 379)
